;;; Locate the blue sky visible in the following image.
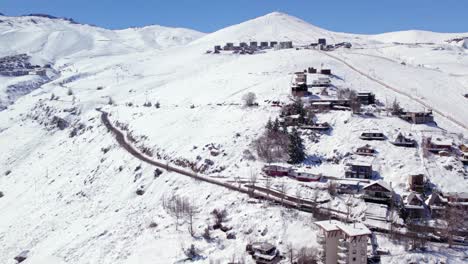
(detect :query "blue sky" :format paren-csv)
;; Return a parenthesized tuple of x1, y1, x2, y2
(0, 0, 466, 33)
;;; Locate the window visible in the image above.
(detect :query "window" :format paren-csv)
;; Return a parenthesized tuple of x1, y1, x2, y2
(352, 250, 357, 254)
(352, 257, 356, 261)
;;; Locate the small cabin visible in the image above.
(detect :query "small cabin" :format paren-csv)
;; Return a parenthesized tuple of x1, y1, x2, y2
(260, 42, 269, 48)
(239, 42, 248, 48)
(246, 242, 280, 264)
(355, 144, 376, 156)
(360, 132, 385, 141)
(214, 45, 222, 51)
(400, 111, 434, 124)
(362, 181, 393, 204)
(357, 92, 375, 105)
(345, 161, 373, 179)
(425, 193, 447, 218)
(407, 174, 425, 193)
(404, 192, 427, 219)
(262, 165, 290, 177)
(318, 38, 327, 45)
(391, 132, 416, 147)
(423, 137, 452, 154)
(269, 41, 278, 47)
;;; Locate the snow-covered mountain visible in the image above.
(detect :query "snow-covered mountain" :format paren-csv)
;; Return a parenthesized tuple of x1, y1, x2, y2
(0, 12, 467, 264)
(0, 14, 205, 60)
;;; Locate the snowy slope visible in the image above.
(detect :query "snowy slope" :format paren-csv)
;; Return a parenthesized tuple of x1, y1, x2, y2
(0, 14, 205, 61)
(0, 12, 467, 264)
(371, 30, 468, 44)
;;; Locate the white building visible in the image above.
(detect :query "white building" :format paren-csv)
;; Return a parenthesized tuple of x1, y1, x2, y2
(315, 220, 371, 264)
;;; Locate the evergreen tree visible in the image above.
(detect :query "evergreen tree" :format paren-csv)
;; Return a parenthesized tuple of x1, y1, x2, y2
(288, 128, 305, 164)
(272, 118, 280, 133)
(265, 118, 273, 131)
(293, 100, 306, 124)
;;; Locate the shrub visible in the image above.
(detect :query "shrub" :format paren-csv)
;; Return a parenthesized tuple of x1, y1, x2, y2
(242, 92, 257, 107)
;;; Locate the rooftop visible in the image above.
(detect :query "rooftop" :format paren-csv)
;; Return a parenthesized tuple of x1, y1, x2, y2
(363, 180, 393, 192)
(315, 220, 371, 236)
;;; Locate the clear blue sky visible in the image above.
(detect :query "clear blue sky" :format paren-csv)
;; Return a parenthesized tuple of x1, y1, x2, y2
(1, 0, 466, 33)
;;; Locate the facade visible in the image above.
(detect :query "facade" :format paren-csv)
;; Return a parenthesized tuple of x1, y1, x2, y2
(311, 77, 331, 87)
(250, 41, 258, 48)
(425, 193, 447, 218)
(278, 41, 293, 49)
(315, 220, 371, 264)
(407, 174, 425, 193)
(269, 41, 278, 47)
(400, 111, 434, 124)
(345, 161, 373, 179)
(357, 92, 375, 105)
(308, 67, 317, 73)
(321, 69, 332, 75)
(360, 132, 385, 141)
(404, 192, 427, 219)
(318, 38, 327, 45)
(362, 181, 393, 204)
(291, 72, 308, 97)
(260, 41, 269, 48)
(262, 165, 290, 177)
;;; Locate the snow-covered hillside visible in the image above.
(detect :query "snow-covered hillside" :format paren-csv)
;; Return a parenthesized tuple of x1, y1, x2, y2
(0, 14, 205, 61)
(0, 12, 467, 264)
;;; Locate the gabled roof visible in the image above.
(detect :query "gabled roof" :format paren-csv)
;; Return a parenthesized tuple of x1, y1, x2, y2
(425, 193, 447, 206)
(363, 180, 393, 192)
(405, 192, 424, 205)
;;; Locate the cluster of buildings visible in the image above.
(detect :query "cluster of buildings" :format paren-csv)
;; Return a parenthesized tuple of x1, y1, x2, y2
(0, 54, 48, 77)
(211, 40, 293, 54)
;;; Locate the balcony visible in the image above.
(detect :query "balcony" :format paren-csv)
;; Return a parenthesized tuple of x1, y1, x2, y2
(317, 236, 326, 245)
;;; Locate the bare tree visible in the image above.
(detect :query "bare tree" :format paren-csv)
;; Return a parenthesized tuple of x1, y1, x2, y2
(108, 96, 114, 105)
(296, 247, 318, 264)
(248, 170, 258, 196)
(278, 179, 288, 205)
(286, 243, 294, 264)
(186, 200, 200, 237)
(443, 201, 464, 248)
(211, 209, 228, 229)
(242, 92, 257, 107)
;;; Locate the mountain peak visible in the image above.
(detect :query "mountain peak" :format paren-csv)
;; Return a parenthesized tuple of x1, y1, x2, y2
(194, 11, 342, 46)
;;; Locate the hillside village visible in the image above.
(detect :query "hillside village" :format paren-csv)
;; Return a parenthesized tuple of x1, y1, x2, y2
(0, 12, 467, 264)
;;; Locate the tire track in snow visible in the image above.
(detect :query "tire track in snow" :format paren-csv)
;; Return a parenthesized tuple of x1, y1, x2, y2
(320, 51, 468, 131)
